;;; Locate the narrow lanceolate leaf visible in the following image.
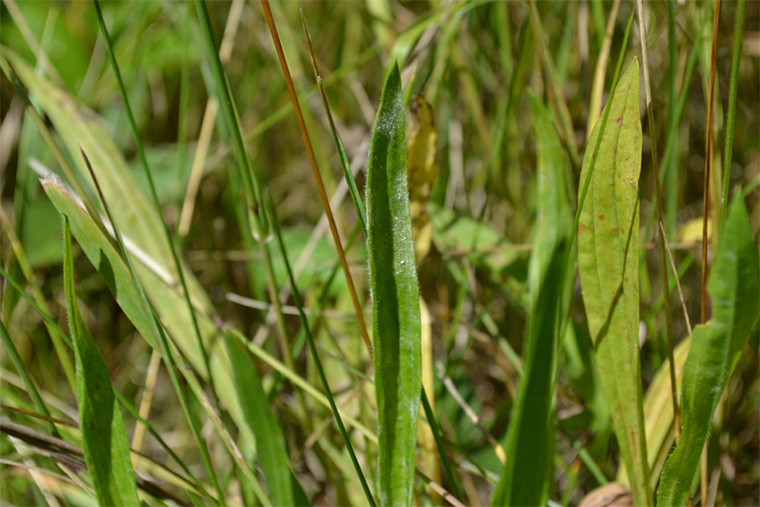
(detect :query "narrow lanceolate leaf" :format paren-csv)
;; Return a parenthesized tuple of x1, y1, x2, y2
(657, 198, 760, 507)
(367, 63, 421, 507)
(62, 215, 139, 506)
(577, 61, 651, 506)
(492, 94, 571, 507)
(223, 330, 294, 507)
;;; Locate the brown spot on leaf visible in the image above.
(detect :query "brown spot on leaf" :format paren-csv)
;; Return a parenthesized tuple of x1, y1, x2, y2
(599, 214, 605, 221)
(616, 117, 623, 126)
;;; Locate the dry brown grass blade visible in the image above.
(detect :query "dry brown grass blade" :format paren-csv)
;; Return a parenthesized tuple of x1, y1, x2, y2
(0, 405, 78, 429)
(260, 0, 373, 359)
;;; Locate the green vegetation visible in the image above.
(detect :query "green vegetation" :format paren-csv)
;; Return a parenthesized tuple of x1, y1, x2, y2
(1, 1, 757, 506)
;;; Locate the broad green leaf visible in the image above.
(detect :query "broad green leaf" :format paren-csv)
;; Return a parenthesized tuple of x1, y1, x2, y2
(223, 330, 294, 507)
(657, 198, 760, 507)
(577, 61, 651, 506)
(492, 94, 571, 507)
(62, 215, 139, 506)
(366, 63, 421, 507)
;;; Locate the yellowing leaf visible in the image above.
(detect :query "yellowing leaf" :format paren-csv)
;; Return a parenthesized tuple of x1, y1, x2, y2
(577, 60, 651, 507)
(407, 94, 439, 266)
(677, 217, 712, 244)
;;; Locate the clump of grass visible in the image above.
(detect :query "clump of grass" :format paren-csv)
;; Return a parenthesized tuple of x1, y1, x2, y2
(0, 1, 758, 506)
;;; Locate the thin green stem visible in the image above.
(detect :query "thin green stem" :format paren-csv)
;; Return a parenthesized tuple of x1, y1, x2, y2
(193, 0, 262, 219)
(636, 0, 679, 446)
(176, 1, 192, 241)
(92, 0, 219, 413)
(193, 0, 296, 410)
(666, 0, 679, 237)
(720, 0, 746, 230)
(420, 387, 462, 501)
(265, 195, 377, 507)
(0, 320, 59, 438)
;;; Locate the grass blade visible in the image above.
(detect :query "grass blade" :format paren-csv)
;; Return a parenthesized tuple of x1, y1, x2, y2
(719, 0, 746, 229)
(657, 197, 759, 507)
(300, 10, 367, 238)
(366, 63, 421, 507)
(0, 319, 59, 438)
(264, 196, 375, 507)
(92, 0, 218, 411)
(223, 330, 297, 507)
(492, 93, 572, 507)
(261, 0, 373, 359)
(0, 262, 207, 496)
(194, 0, 298, 400)
(577, 61, 651, 506)
(62, 215, 140, 506)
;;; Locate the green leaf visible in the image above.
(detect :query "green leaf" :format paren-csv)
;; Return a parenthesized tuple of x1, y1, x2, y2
(62, 215, 140, 506)
(429, 203, 524, 278)
(6, 51, 229, 390)
(7, 51, 176, 273)
(577, 61, 651, 506)
(492, 94, 571, 507)
(223, 330, 295, 507)
(617, 336, 691, 490)
(657, 198, 760, 507)
(42, 176, 246, 437)
(366, 63, 421, 507)
(44, 177, 157, 348)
